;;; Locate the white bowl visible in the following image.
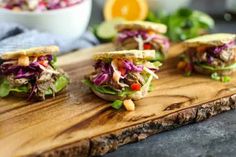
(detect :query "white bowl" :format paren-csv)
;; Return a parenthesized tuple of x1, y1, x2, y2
(0, 0, 92, 39)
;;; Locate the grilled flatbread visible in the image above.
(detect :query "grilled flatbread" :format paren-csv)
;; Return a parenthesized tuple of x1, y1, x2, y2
(116, 21, 167, 34)
(0, 45, 59, 60)
(184, 33, 236, 48)
(94, 50, 156, 61)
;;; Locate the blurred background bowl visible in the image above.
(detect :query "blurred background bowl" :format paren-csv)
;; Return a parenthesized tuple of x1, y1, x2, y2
(0, 0, 92, 39)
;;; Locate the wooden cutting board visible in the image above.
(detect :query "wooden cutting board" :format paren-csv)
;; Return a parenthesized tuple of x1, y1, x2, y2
(1, 43, 236, 157)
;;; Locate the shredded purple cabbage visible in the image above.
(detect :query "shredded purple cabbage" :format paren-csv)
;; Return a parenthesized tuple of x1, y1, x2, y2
(92, 59, 143, 86)
(152, 34, 170, 52)
(118, 30, 170, 53)
(93, 60, 113, 85)
(0, 54, 56, 99)
(118, 29, 148, 42)
(122, 60, 143, 72)
(206, 41, 235, 63)
(93, 73, 109, 86)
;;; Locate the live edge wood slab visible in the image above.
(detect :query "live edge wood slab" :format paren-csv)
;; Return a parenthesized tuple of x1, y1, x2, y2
(1, 44, 236, 157)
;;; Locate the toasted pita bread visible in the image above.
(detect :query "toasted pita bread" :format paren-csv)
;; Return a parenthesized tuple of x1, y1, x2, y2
(94, 50, 156, 61)
(116, 21, 167, 34)
(184, 33, 236, 48)
(0, 45, 59, 60)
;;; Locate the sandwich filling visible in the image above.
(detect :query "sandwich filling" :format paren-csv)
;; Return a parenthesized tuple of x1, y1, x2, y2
(178, 41, 236, 81)
(83, 58, 161, 100)
(116, 29, 170, 61)
(0, 54, 69, 100)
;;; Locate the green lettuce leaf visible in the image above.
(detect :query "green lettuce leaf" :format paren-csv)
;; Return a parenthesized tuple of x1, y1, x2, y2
(118, 87, 134, 97)
(82, 79, 117, 95)
(10, 86, 28, 93)
(211, 72, 231, 83)
(0, 79, 10, 97)
(54, 75, 69, 92)
(111, 100, 123, 110)
(0, 79, 28, 97)
(50, 55, 58, 69)
(151, 51, 165, 62)
(197, 62, 236, 71)
(45, 75, 69, 95)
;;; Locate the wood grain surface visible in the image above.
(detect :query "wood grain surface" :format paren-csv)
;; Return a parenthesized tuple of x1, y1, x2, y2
(1, 43, 236, 157)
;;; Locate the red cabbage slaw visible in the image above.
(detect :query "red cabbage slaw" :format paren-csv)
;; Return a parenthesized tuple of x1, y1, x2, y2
(117, 29, 170, 52)
(92, 59, 144, 86)
(188, 41, 235, 64)
(0, 0, 84, 12)
(0, 55, 53, 77)
(0, 55, 55, 99)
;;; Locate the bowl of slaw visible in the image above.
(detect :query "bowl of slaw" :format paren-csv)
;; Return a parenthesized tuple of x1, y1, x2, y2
(0, 0, 92, 39)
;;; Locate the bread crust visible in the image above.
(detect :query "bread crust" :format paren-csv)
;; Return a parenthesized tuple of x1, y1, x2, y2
(116, 21, 167, 34)
(184, 33, 236, 48)
(94, 50, 156, 61)
(0, 45, 59, 60)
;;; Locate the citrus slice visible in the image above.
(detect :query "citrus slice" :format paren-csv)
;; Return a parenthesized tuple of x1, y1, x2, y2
(104, 0, 148, 21)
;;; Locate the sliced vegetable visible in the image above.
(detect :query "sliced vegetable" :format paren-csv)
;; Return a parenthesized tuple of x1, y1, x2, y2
(10, 86, 28, 93)
(211, 72, 221, 81)
(143, 67, 159, 79)
(38, 60, 48, 67)
(0, 79, 28, 97)
(54, 75, 70, 93)
(50, 55, 58, 69)
(197, 62, 236, 71)
(93, 73, 109, 85)
(45, 75, 69, 95)
(111, 60, 129, 88)
(0, 79, 10, 97)
(131, 83, 141, 91)
(118, 67, 126, 76)
(123, 99, 135, 111)
(211, 73, 231, 83)
(221, 76, 231, 83)
(151, 51, 165, 62)
(111, 100, 123, 109)
(144, 43, 152, 50)
(96, 19, 124, 42)
(118, 88, 134, 97)
(130, 75, 153, 100)
(153, 61, 162, 68)
(82, 79, 117, 95)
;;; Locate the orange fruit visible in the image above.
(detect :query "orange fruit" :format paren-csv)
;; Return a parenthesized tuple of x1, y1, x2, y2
(104, 0, 148, 21)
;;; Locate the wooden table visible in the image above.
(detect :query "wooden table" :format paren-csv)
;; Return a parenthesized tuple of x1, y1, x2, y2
(1, 43, 236, 157)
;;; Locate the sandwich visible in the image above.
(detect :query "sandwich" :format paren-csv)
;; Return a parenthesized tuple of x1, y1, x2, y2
(114, 21, 170, 62)
(82, 50, 161, 110)
(177, 33, 236, 81)
(0, 46, 69, 100)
